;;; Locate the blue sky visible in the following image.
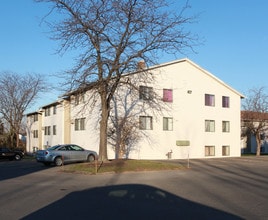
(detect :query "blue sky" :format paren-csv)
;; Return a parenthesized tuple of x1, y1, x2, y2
(1, 0, 267, 112)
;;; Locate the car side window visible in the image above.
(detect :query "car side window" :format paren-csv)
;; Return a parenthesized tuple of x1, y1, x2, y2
(59, 146, 67, 151)
(71, 145, 83, 151)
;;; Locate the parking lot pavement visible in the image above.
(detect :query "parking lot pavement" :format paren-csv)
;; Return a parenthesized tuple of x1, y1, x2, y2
(1, 157, 268, 219)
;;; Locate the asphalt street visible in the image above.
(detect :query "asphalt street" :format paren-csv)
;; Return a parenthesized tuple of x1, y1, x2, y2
(0, 157, 267, 219)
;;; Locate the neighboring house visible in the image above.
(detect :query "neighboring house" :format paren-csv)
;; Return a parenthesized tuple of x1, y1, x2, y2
(241, 110, 268, 154)
(26, 58, 244, 159)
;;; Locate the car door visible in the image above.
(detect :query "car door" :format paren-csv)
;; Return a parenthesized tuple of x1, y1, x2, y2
(69, 145, 86, 162)
(57, 146, 71, 163)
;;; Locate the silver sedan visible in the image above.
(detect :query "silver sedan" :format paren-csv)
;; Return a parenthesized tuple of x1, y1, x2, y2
(35, 144, 98, 166)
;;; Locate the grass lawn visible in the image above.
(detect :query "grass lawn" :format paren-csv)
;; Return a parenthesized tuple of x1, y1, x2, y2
(61, 159, 184, 174)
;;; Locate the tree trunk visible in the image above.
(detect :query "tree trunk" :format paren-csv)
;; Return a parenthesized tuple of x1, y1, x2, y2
(98, 94, 109, 161)
(256, 133, 261, 156)
(16, 132, 19, 148)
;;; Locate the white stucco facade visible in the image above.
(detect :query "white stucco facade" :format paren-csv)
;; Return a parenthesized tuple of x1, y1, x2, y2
(26, 58, 243, 159)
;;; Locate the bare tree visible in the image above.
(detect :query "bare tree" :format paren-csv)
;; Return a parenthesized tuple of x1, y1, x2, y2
(0, 72, 46, 149)
(242, 87, 268, 156)
(36, 0, 198, 160)
(108, 79, 141, 159)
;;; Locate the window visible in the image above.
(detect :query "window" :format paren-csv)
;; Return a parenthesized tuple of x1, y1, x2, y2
(44, 126, 51, 135)
(205, 94, 215, 106)
(222, 96, 230, 108)
(33, 130, 38, 138)
(163, 89, 173, 102)
(33, 114, 38, 122)
(74, 118, 86, 131)
(222, 145, 230, 156)
(81, 93, 85, 103)
(222, 121, 230, 132)
(53, 106, 57, 114)
(53, 125, 56, 135)
(80, 118, 85, 130)
(139, 116, 153, 130)
(205, 120, 215, 132)
(74, 93, 85, 105)
(139, 86, 153, 100)
(44, 108, 50, 116)
(163, 117, 173, 131)
(74, 95, 80, 105)
(205, 146, 215, 156)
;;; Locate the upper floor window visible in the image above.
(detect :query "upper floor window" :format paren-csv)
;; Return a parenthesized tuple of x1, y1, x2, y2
(139, 86, 153, 100)
(53, 106, 57, 114)
(222, 121, 230, 132)
(205, 120, 215, 132)
(74, 118, 86, 131)
(163, 89, 173, 102)
(44, 107, 50, 117)
(33, 114, 38, 122)
(139, 116, 153, 130)
(75, 95, 80, 105)
(222, 96, 230, 108)
(205, 94, 215, 106)
(163, 117, 173, 131)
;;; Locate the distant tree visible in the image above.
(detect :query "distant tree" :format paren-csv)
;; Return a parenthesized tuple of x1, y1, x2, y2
(36, 0, 198, 160)
(242, 87, 268, 156)
(0, 72, 46, 149)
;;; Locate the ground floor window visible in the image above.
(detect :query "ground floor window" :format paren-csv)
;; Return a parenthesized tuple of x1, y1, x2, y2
(222, 145, 230, 156)
(205, 146, 215, 156)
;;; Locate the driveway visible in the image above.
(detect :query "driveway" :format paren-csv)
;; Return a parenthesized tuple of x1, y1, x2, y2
(0, 157, 267, 219)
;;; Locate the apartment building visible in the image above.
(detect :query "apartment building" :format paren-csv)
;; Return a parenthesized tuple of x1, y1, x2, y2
(26, 58, 244, 159)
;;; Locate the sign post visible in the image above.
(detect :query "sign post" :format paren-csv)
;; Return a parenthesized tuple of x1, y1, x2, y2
(176, 140, 190, 168)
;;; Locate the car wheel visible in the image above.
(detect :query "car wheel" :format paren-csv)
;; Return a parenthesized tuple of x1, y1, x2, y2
(54, 157, 63, 166)
(87, 154, 95, 162)
(14, 154, 22, 161)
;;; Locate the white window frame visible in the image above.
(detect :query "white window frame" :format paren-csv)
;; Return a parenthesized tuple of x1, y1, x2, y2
(222, 96, 230, 108)
(139, 116, 153, 130)
(205, 120, 215, 132)
(163, 89, 173, 102)
(74, 118, 86, 131)
(139, 86, 153, 100)
(163, 117, 173, 131)
(205, 146, 215, 156)
(205, 94, 215, 106)
(222, 145, 230, 156)
(222, 121, 230, 132)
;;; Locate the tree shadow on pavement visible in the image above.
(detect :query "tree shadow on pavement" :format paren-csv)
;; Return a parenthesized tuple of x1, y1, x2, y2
(22, 184, 242, 220)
